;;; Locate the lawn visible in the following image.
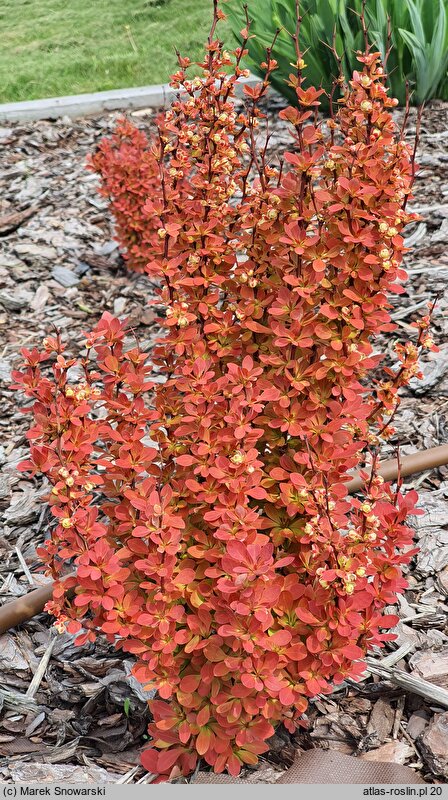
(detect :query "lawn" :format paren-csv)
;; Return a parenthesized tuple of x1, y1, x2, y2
(0, 0, 230, 103)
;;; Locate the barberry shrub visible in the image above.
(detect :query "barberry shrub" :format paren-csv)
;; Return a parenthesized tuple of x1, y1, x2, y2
(90, 117, 161, 272)
(14, 1, 436, 781)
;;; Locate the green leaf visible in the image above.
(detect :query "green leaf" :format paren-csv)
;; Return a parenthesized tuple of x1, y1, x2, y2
(225, 0, 448, 106)
(405, 0, 426, 46)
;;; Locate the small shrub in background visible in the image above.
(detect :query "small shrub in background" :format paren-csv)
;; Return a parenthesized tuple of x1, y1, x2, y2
(90, 118, 161, 272)
(14, 1, 437, 781)
(226, 0, 448, 106)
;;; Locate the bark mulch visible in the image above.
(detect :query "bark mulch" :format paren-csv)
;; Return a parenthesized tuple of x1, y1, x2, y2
(0, 100, 447, 784)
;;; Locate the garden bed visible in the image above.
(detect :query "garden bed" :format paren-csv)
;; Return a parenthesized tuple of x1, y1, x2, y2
(0, 99, 448, 784)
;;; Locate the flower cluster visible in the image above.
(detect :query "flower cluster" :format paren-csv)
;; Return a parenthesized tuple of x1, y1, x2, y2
(14, 3, 436, 782)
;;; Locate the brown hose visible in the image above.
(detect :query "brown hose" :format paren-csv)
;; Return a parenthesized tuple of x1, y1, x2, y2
(345, 442, 448, 493)
(1, 443, 447, 635)
(0, 583, 55, 636)
(0, 578, 75, 636)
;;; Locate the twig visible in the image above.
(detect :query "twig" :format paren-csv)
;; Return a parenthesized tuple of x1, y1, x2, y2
(391, 299, 428, 321)
(365, 658, 448, 708)
(15, 547, 35, 587)
(378, 642, 415, 667)
(403, 222, 427, 248)
(410, 470, 432, 489)
(400, 609, 438, 624)
(0, 687, 40, 712)
(136, 772, 156, 784)
(25, 636, 56, 699)
(399, 721, 422, 765)
(116, 766, 141, 784)
(406, 263, 448, 276)
(34, 505, 48, 537)
(408, 202, 448, 216)
(392, 695, 405, 739)
(0, 573, 15, 595)
(189, 759, 202, 783)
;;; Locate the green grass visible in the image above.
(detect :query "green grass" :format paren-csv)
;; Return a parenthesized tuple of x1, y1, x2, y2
(0, 0, 230, 103)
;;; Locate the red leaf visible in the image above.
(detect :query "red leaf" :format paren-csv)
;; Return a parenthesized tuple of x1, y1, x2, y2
(296, 607, 321, 625)
(157, 748, 184, 773)
(176, 454, 197, 466)
(196, 728, 212, 755)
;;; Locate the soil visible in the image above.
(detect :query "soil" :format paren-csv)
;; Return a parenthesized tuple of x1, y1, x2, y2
(0, 98, 447, 785)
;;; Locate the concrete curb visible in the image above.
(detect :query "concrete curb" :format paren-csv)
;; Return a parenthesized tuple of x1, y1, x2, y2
(0, 76, 261, 123)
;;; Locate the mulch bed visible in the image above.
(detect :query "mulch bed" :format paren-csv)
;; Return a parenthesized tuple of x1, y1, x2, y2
(0, 98, 447, 785)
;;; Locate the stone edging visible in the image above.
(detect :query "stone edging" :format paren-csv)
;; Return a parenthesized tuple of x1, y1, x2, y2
(0, 76, 260, 123)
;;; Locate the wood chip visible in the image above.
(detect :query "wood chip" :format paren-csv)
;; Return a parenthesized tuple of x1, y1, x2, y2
(410, 648, 448, 689)
(410, 346, 448, 396)
(361, 741, 414, 764)
(0, 206, 39, 236)
(420, 712, 448, 778)
(0, 634, 30, 671)
(14, 243, 57, 260)
(51, 266, 80, 287)
(406, 711, 429, 740)
(30, 284, 50, 312)
(367, 698, 395, 743)
(0, 289, 33, 311)
(8, 762, 122, 783)
(3, 483, 47, 527)
(410, 493, 448, 576)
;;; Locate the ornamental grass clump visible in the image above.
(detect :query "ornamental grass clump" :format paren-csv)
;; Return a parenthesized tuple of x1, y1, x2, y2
(226, 0, 448, 107)
(14, 1, 436, 780)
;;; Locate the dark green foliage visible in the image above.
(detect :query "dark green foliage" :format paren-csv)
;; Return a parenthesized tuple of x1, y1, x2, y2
(226, 0, 448, 105)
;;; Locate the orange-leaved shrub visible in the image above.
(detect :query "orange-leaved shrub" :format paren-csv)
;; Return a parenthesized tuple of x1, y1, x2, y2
(90, 117, 161, 272)
(13, 2, 437, 781)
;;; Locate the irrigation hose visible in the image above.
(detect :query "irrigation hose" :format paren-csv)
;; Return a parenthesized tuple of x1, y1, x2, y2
(1, 442, 448, 636)
(0, 583, 57, 636)
(345, 442, 448, 493)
